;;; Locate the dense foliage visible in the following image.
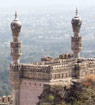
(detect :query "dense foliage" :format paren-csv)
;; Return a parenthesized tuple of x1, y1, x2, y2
(38, 76, 95, 105)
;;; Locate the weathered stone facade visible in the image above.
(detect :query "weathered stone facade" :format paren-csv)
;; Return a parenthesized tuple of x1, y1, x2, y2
(10, 10, 95, 105)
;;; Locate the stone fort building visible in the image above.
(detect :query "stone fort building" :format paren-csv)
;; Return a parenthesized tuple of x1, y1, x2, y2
(10, 9, 95, 105)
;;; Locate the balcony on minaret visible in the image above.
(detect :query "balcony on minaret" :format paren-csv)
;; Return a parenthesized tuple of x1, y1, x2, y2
(10, 42, 22, 48)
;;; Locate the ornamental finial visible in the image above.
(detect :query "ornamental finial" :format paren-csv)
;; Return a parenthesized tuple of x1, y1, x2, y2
(15, 11, 17, 20)
(76, 8, 78, 16)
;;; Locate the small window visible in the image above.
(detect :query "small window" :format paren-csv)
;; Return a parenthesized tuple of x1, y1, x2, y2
(39, 84, 41, 86)
(29, 83, 31, 85)
(62, 73, 64, 78)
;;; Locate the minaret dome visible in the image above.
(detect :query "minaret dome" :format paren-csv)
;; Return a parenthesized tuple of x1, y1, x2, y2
(11, 12, 22, 41)
(71, 8, 82, 36)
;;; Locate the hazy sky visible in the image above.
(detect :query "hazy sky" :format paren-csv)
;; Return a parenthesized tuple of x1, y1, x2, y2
(2, 0, 95, 6)
(0, 0, 95, 13)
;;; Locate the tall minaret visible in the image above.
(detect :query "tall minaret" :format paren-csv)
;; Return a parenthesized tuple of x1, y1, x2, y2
(10, 12, 22, 64)
(71, 9, 82, 58)
(10, 12, 22, 105)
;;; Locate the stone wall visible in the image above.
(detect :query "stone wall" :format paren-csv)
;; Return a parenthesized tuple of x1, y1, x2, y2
(20, 79, 48, 105)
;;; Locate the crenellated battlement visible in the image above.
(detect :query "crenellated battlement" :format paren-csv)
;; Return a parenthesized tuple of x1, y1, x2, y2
(0, 95, 12, 105)
(10, 56, 95, 83)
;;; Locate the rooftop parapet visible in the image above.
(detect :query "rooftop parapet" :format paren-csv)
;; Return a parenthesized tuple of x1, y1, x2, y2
(0, 95, 12, 105)
(41, 56, 53, 61)
(59, 53, 73, 59)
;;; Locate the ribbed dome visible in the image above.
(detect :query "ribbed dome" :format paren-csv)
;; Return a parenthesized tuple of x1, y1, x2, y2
(71, 9, 82, 27)
(11, 12, 22, 34)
